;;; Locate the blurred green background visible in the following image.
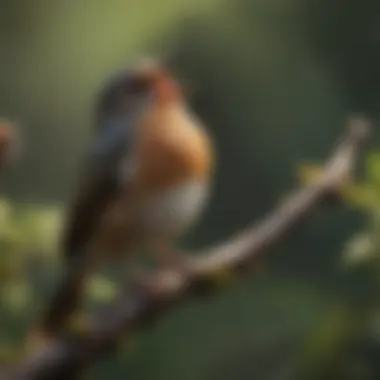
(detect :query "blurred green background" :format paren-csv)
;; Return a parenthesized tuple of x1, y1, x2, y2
(1, 0, 380, 379)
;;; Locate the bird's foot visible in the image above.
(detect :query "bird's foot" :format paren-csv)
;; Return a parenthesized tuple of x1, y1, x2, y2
(24, 328, 54, 356)
(157, 249, 194, 276)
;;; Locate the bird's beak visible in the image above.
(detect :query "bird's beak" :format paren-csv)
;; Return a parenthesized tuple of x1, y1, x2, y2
(131, 55, 184, 100)
(134, 58, 162, 78)
(134, 52, 182, 79)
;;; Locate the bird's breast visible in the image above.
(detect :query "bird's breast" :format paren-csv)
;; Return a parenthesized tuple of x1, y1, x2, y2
(138, 179, 209, 238)
(121, 102, 215, 240)
(136, 102, 214, 194)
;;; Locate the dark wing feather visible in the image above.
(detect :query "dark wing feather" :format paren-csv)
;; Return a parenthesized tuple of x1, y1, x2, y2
(62, 119, 133, 260)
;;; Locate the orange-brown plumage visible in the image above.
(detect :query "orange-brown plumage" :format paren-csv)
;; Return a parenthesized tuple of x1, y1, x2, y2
(136, 101, 213, 193)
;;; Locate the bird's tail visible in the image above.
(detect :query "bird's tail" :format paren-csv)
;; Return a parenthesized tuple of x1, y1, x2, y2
(26, 253, 91, 352)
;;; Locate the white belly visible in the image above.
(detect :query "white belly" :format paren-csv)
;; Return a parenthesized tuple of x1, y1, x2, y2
(139, 180, 209, 239)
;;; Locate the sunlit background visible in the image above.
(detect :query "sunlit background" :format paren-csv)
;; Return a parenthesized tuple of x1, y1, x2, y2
(1, 0, 380, 379)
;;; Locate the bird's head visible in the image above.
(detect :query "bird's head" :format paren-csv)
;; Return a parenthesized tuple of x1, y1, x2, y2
(131, 58, 183, 103)
(96, 58, 183, 129)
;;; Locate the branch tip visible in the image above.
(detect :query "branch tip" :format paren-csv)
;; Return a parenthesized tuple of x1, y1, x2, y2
(346, 115, 372, 143)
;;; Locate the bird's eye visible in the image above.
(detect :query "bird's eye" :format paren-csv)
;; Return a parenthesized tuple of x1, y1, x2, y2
(128, 76, 149, 94)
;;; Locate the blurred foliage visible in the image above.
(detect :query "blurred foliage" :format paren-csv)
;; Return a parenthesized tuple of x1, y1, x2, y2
(297, 164, 325, 187)
(0, 198, 119, 357)
(342, 152, 380, 268)
(285, 152, 380, 380)
(3, 153, 380, 378)
(0, 198, 61, 356)
(2, 0, 380, 378)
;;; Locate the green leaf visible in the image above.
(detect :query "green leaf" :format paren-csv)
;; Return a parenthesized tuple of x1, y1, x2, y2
(297, 163, 323, 186)
(342, 232, 376, 268)
(366, 152, 380, 184)
(86, 275, 118, 303)
(342, 183, 379, 209)
(2, 280, 34, 314)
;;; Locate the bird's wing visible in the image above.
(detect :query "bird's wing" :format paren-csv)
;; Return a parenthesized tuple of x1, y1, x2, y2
(62, 119, 135, 260)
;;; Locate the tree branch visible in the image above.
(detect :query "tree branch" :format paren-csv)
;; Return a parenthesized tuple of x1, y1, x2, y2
(4, 117, 371, 380)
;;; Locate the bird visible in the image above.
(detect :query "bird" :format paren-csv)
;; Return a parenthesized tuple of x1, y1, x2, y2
(39, 58, 215, 337)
